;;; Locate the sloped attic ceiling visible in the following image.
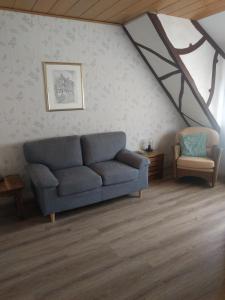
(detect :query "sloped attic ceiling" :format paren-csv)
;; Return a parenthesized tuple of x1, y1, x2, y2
(125, 13, 225, 131)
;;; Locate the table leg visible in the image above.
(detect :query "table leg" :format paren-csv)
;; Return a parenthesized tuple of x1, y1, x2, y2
(15, 190, 24, 219)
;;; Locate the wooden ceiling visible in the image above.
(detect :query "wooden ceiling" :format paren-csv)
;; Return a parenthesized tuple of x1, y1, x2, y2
(0, 0, 225, 24)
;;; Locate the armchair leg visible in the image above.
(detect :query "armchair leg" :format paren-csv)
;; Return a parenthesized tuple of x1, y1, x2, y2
(211, 172, 217, 188)
(49, 213, 55, 223)
(173, 166, 177, 179)
(138, 190, 143, 198)
(211, 178, 216, 188)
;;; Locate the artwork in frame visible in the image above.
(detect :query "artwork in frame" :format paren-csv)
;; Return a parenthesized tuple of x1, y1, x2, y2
(42, 62, 84, 111)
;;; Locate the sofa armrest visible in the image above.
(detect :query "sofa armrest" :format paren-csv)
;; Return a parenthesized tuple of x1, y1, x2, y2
(27, 164, 59, 189)
(116, 149, 150, 169)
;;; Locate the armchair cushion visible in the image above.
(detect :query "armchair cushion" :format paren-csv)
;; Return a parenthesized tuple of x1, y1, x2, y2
(90, 160, 139, 186)
(27, 164, 59, 188)
(54, 166, 102, 196)
(116, 149, 149, 169)
(180, 133, 207, 157)
(177, 156, 214, 170)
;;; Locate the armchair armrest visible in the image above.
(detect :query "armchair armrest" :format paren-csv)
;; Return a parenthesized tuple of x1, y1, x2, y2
(212, 145, 223, 171)
(116, 149, 149, 169)
(172, 145, 180, 179)
(173, 145, 181, 161)
(212, 145, 223, 162)
(27, 164, 59, 189)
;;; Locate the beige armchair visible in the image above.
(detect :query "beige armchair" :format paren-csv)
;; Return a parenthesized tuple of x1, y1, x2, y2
(173, 127, 223, 187)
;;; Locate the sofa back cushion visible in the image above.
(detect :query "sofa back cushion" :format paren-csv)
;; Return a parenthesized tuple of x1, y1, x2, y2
(81, 131, 126, 165)
(24, 135, 83, 170)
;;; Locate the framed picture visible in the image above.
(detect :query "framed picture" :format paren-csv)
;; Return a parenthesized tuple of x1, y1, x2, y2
(42, 62, 84, 111)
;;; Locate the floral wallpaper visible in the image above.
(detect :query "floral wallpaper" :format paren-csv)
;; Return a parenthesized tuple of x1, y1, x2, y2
(0, 11, 185, 182)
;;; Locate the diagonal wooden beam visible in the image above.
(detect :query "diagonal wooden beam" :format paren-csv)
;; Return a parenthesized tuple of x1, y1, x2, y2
(159, 70, 181, 81)
(136, 42, 177, 67)
(192, 20, 225, 60)
(175, 36, 206, 55)
(207, 51, 219, 107)
(182, 113, 205, 127)
(179, 75, 185, 110)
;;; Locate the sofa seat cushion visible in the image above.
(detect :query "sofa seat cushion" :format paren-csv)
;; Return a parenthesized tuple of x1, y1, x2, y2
(90, 160, 139, 186)
(54, 166, 102, 196)
(177, 156, 214, 170)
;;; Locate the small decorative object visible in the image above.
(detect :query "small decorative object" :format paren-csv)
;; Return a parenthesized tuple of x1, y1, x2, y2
(146, 144, 153, 152)
(140, 139, 148, 151)
(42, 62, 84, 111)
(144, 138, 154, 152)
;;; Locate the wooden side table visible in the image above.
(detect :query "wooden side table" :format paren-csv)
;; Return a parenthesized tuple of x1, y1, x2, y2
(0, 175, 25, 218)
(138, 150, 164, 180)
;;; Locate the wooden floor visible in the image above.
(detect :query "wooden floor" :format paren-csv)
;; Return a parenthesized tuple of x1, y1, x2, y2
(1, 177, 225, 300)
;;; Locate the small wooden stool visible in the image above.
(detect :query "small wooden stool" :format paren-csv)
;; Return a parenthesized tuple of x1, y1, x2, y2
(0, 175, 25, 218)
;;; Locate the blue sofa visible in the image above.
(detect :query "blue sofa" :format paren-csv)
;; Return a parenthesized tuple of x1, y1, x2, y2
(24, 131, 149, 222)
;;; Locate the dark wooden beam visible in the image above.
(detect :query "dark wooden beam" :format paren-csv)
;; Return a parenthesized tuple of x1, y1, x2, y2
(179, 75, 185, 110)
(175, 37, 206, 55)
(136, 42, 177, 67)
(207, 51, 219, 107)
(182, 113, 206, 127)
(192, 20, 225, 60)
(159, 70, 180, 81)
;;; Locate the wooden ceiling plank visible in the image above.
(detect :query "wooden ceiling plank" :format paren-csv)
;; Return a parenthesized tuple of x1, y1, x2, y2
(1, 0, 225, 24)
(160, 0, 202, 14)
(183, 8, 208, 19)
(109, 0, 158, 23)
(49, 0, 79, 15)
(13, 0, 37, 10)
(95, 0, 140, 21)
(0, 0, 15, 8)
(171, 1, 205, 17)
(183, 0, 225, 19)
(81, 0, 120, 18)
(32, 0, 58, 13)
(204, 0, 222, 5)
(151, 0, 180, 12)
(66, 0, 100, 17)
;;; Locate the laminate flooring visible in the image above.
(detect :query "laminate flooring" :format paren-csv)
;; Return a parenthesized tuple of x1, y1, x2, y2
(0, 177, 225, 300)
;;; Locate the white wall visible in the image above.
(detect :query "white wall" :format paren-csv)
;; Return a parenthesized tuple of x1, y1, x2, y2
(0, 11, 185, 180)
(199, 11, 225, 51)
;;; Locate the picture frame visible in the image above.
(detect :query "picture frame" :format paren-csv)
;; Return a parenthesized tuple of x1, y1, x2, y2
(42, 62, 85, 111)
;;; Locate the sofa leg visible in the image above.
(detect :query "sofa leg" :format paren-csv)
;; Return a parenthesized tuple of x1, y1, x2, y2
(138, 190, 143, 198)
(49, 213, 55, 223)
